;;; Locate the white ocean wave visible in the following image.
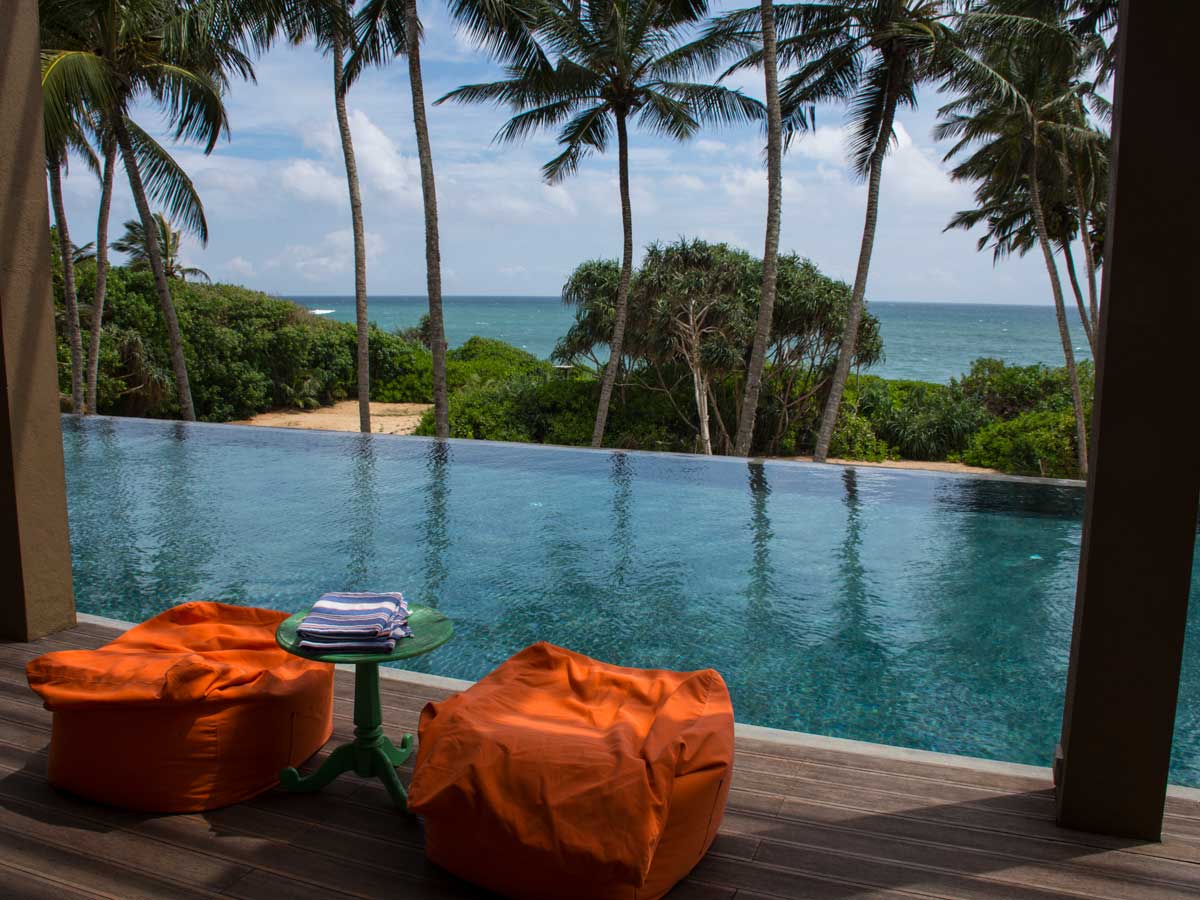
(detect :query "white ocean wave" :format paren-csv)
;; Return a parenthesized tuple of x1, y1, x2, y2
(311, 309, 335, 315)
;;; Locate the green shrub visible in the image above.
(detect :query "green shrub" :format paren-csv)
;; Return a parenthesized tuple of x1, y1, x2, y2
(957, 357, 1093, 419)
(962, 408, 1082, 478)
(447, 337, 552, 393)
(371, 331, 434, 402)
(858, 379, 990, 460)
(373, 335, 553, 404)
(66, 268, 362, 421)
(828, 410, 895, 462)
(416, 373, 693, 451)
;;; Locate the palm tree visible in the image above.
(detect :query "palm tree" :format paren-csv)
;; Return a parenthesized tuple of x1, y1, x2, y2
(732, 1, 790, 456)
(40, 0, 251, 421)
(717, 2, 961, 462)
(272, 0, 372, 432)
(405, 0, 449, 439)
(86, 135, 117, 414)
(43, 100, 97, 413)
(439, 0, 764, 448)
(937, 17, 1093, 474)
(113, 214, 212, 282)
(347, 0, 450, 437)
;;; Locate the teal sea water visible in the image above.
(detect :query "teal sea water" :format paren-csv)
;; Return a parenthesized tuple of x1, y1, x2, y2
(288, 295, 1094, 384)
(63, 418, 1200, 784)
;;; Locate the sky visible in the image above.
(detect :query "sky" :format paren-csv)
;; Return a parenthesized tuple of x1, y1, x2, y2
(57, 0, 1057, 303)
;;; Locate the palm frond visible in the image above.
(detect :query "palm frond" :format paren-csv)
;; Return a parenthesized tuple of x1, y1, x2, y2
(124, 119, 208, 243)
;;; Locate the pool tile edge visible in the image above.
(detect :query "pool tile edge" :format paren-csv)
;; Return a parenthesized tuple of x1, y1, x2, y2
(77, 611, 1200, 801)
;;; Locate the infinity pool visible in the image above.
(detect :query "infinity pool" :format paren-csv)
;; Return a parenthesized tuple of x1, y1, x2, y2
(61, 416, 1200, 784)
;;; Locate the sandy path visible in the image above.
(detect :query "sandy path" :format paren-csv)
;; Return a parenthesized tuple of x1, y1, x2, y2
(233, 403, 1001, 475)
(232, 401, 432, 435)
(775, 455, 1001, 475)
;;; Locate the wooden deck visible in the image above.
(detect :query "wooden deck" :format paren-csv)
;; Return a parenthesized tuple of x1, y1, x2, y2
(3, 622, 1200, 900)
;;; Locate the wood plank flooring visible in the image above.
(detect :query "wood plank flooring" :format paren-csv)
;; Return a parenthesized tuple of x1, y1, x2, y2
(2, 621, 1199, 899)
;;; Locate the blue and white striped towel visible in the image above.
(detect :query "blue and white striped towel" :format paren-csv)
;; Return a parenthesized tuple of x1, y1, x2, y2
(297, 592, 412, 652)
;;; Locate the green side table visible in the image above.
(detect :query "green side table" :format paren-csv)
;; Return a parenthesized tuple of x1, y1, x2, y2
(275, 605, 453, 810)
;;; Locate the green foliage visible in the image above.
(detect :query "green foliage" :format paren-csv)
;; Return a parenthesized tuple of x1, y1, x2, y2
(416, 374, 693, 452)
(858, 378, 992, 461)
(956, 357, 1092, 418)
(829, 410, 895, 463)
(962, 409, 1082, 479)
(372, 335, 552, 403)
(64, 267, 362, 421)
(371, 331, 434, 403)
(447, 337, 551, 392)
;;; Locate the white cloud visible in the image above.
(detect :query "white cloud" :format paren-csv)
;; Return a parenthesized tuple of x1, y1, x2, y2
(499, 264, 527, 276)
(348, 110, 420, 204)
(281, 159, 346, 206)
(272, 229, 386, 281)
(227, 256, 256, 277)
(668, 174, 705, 192)
(695, 139, 728, 155)
(793, 126, 850, 166)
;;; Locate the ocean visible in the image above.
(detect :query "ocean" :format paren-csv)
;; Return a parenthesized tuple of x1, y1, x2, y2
(286, 295, 1093, 384)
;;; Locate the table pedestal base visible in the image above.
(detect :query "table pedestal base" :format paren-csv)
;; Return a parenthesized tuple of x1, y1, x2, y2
(279, 661, 414, 809)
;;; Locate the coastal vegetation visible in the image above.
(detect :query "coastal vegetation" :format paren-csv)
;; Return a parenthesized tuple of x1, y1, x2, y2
(438, 0, 766, 448)
(51, 247, 1090, 477)
(42, 0, 1115, 482)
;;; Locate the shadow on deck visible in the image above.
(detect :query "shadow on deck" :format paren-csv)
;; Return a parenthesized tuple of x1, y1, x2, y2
(3, 621, 1200, 899)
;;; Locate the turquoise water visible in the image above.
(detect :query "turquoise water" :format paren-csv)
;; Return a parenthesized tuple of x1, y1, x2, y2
(62, 416, 1200, 784)
(288, 295, 1094, 383)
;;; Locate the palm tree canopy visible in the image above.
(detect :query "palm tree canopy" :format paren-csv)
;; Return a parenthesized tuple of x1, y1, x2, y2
(937, 7, 1105, 254)
(38, 0, 244, 241)
(437, 0, 766, 183)
(701, 1, 982, 176)
(113, 213, 211, 282)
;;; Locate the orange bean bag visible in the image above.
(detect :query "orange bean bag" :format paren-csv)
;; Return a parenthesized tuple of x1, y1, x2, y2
(26, 601, 334, 812)
(408, 642, 734, 900)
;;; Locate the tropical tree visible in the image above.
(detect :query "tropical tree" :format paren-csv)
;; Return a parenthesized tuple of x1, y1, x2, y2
(637, 240, 758, 454)
(938, 12, 1094, 474)
(43, 97, 98, 413)
(86, 134, 118, 414)
(711, 1, 962, 462)
(733, 0, 789, 456)
(554, 241, 882, 455)
(269, 0, 374, 431)
(112, 214, 212, 282)
(345, 0, 451, 438)
(439, 0, 764, 447)
(40, 0, 246, 421)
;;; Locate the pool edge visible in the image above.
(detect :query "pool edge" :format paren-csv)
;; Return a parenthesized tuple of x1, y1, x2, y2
(78, 610, 1199, 800)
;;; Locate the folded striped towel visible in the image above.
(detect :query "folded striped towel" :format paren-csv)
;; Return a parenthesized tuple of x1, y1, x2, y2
(297, 592, 412, 653)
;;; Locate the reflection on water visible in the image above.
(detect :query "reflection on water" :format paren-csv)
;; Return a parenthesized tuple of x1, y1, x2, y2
(340, 435, 378, 589)
(59, 417, 1200, 786)
(420, 441, 451, 606)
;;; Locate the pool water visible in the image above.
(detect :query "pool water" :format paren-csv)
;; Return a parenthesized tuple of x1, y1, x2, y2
(61, 417, 1200, 785)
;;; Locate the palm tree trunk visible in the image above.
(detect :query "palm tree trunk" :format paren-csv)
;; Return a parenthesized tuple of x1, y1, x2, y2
(113, 117, 195, 420)
(813, 75, 901, 462)
(732, 0, 784, 457)
(1061, 237, 1096, 356)
(332, 24, 371, 434)
(1029, 148, 1088, 476)
(591, 108, 634, 448)
(405, 0, 448, 440)
(1073, 173, 1100, 333)
(86, 139, 116, 414)
(48, 157, 84, 413)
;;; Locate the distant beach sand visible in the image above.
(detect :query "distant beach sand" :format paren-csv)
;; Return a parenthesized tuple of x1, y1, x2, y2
(776, 455, 1001, 475)
(231, 403, 1000, 474)
(232, 401, 432, 435)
